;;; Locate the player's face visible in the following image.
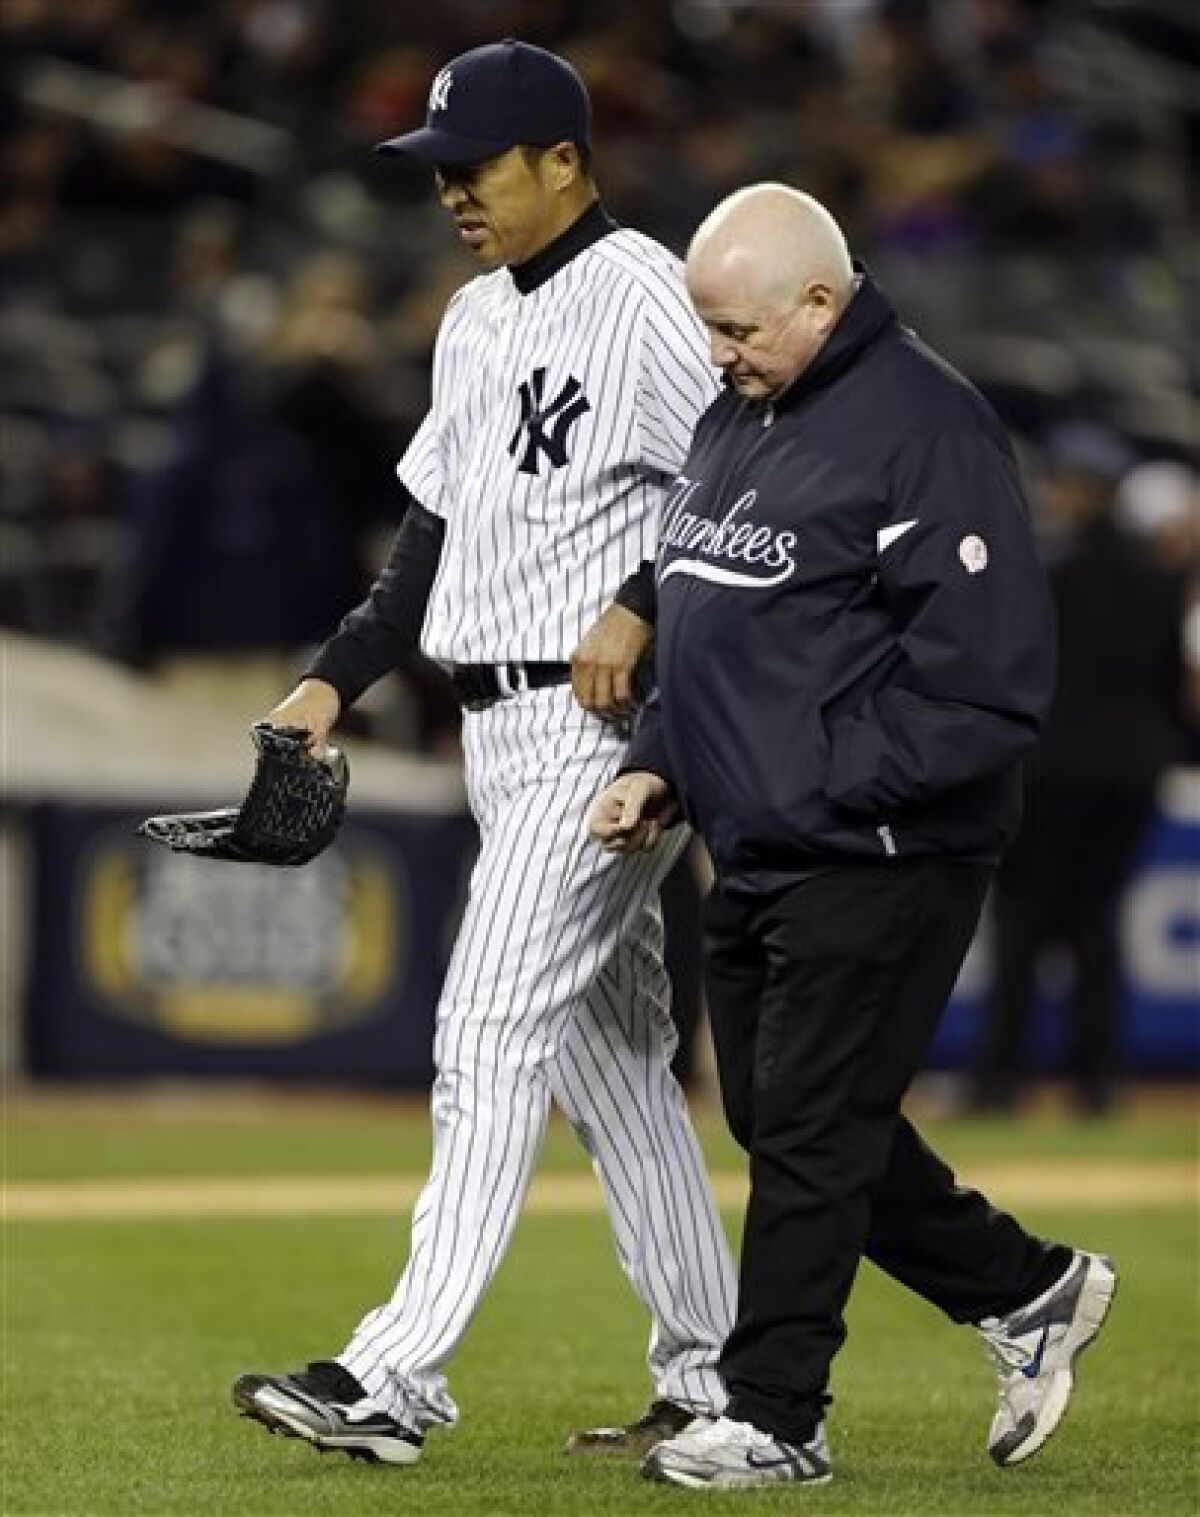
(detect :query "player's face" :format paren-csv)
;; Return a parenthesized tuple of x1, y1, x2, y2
(688, 278, 838, 400)
(435, 148, 569, 268)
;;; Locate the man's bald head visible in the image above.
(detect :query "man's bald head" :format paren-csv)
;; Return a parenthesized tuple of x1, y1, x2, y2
(689, 184, 853, 309)
(685, 184, 856, 400)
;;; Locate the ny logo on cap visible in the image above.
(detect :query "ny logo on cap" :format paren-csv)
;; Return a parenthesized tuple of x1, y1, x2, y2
(429, 67, 454, 113)
(508, 368, 592, 476)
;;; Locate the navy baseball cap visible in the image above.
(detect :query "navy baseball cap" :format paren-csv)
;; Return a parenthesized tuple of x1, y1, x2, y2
(376, 39, 591, 166)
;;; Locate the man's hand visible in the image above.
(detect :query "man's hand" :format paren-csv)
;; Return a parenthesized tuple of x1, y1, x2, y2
(266, 678, 342, 756)
(569, 603, 652, 718)
(589, 771, 679, 853)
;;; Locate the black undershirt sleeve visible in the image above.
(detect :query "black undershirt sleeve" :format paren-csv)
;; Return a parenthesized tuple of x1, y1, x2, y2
(304, 495, 446, 710)
(613, 558, 657, 625)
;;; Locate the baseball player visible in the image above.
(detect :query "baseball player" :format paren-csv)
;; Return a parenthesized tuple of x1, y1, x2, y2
(232, 39, 736, 1466)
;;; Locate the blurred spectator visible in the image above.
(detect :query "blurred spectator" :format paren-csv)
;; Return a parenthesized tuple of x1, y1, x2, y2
(972, 423, 1192, 1116)
(977, 40, 1087, 246)
(266, 251, 397, 538)
(99, 339, 363, 659)
(1119, 460, 1200, 752)
(89, 245, 464, 753)
(0, 419, 122, 640)
(99, 250, 395, 661)
(848, 0, 995, 255)
(1118, 459, 1200, 578)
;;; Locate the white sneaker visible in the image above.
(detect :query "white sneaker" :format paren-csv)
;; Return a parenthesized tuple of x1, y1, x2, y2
(978, 1250, 1117, 1467)
(641, 1414, 832, 1490)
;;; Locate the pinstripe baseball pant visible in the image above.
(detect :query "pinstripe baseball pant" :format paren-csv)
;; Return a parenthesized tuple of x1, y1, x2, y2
(339, 685, 737, 1430)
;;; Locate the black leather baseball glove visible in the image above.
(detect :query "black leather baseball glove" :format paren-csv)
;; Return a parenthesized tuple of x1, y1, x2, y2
(138, 723, 349, 865)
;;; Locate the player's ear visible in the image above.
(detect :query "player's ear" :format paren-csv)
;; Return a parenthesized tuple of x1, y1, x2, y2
(543, 141, 582, 192)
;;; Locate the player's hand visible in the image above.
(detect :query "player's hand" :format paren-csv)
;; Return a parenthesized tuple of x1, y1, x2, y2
(264, 678, 342, 757)
(569, 603, 653, 718)
(589, 771, 679, 853)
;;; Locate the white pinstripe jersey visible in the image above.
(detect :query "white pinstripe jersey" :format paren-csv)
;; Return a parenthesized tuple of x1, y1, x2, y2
(397, 226, 720, 663)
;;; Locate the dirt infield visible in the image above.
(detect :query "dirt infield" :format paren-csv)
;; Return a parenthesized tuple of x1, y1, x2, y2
(7, 1081, 1199, 1122)
(4, 1161, 1195, 1221)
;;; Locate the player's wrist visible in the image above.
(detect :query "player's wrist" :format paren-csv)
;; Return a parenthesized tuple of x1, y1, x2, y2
(295, 677, 341, 711)
(280, 677, 342, 727)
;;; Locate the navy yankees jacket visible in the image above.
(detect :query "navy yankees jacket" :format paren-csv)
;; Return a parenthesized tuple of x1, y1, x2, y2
(626, 270, 1056, 884)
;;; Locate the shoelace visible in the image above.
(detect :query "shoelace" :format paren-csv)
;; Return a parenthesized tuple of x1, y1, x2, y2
(979, 1329, 1047, 1418)
(979, 1327, 1038, 1377)
(686, 1417, 805, 1459)
(683, 1418, 759, 1452)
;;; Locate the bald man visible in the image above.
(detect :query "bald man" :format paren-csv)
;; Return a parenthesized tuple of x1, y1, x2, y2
(592, 186, 1115, 1491)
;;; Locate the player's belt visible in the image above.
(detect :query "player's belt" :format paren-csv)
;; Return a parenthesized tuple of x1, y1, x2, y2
(450, 662, 571, 711)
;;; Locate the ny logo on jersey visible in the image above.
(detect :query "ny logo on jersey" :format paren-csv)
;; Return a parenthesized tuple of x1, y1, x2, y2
(508, 368, 592, 476)
(429, 67, 454, 113)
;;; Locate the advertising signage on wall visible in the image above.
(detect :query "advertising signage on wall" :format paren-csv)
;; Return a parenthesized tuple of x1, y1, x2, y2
(84, 841, 399, 1044)
(20, 786, 1199, 1083)
(27, 803, 477, 1082)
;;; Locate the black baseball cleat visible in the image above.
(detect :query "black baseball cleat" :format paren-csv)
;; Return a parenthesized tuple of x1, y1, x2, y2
(232, 1359, 424, 1466)
(565, 1398, 706, 1457)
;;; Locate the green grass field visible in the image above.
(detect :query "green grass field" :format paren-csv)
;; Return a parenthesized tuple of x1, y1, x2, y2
(4, 1099, 1197, 1516)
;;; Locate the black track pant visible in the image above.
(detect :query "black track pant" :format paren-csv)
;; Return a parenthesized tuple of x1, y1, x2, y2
(705, 857, 1071, 1443)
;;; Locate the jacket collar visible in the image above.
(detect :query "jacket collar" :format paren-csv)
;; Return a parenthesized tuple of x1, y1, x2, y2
(509, 201, 618, 295)
(770, 263, 898, 413)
